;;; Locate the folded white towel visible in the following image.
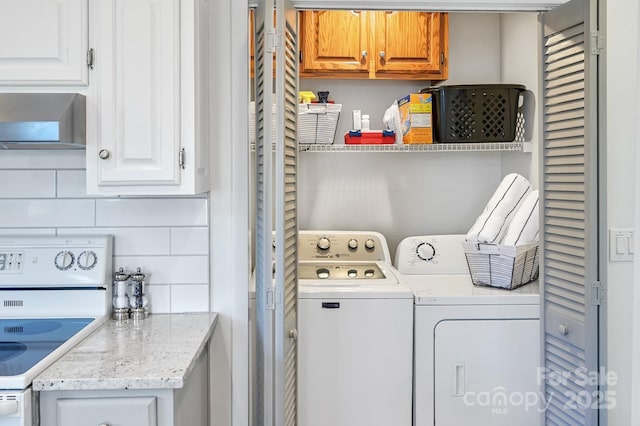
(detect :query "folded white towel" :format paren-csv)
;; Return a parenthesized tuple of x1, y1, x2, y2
(501, 190, 539, 245)
(466, 173, 532, 244)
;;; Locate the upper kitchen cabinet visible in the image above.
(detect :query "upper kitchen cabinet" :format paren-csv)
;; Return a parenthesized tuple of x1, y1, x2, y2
(86, 0, 211, 196)
(300, 11, 448, 80)
(0, 0, 89, 86)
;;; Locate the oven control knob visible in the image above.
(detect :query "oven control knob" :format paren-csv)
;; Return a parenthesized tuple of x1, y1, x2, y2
(317, 237, 331, 251)
(364, 238, 376, 251)
(416, 242, 436, 261)
(54, 251, 75, 271)
(77, 250, 98, 271)
(347, 239, 358, 250)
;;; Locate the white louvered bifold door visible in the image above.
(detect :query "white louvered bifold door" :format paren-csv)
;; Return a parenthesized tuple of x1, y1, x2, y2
(541, 0, 602, 424)
(273, 1, 298, 425)
(254, 0, 275, 425)
(255, 0, 298, 425)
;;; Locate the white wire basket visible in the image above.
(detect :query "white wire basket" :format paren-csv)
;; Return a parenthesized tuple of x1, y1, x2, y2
(463, 241, 539, 290)
(298, 103, 341, 144)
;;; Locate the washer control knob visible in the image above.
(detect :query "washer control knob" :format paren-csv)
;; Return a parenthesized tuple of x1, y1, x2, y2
(416, 242, 436, 261)
(364, 238, 376, 251)
(317, 237, 331, 251)
(54, 251, 75, 271)
(77, 251, 98, 270)
(347, 239, 358, 250)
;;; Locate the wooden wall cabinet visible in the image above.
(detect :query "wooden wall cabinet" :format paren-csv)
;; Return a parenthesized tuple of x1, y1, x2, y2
(300, 10, 448, 80)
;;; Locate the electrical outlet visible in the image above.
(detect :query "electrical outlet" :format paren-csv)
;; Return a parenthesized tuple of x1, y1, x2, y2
(609, 228, 635, 262)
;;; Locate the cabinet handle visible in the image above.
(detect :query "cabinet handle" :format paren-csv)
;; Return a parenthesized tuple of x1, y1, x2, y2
(379, 51, 386, 59)
(98, 149, 110, 160)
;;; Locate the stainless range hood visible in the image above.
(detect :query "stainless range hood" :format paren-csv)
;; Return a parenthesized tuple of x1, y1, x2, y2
(0, 93, 86, 149)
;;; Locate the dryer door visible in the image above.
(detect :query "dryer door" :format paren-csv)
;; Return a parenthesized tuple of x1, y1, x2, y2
(434, 319, 540, 425)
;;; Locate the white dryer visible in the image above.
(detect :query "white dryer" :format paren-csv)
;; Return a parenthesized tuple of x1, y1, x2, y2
(298, 231, 413, 426)
(395, 234, 541, 426)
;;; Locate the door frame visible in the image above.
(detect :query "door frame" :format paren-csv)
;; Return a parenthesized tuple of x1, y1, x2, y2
(223, 1, 609, 426)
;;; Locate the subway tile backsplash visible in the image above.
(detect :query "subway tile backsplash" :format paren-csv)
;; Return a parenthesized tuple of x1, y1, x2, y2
(0, 152, 210, 314)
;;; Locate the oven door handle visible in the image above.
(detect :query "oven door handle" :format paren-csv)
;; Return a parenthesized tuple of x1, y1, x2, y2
(0, 400, 18, 416)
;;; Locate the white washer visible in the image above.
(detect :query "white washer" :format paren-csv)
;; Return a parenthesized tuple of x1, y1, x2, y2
(394, 234, 541, 426)
(298, 231, 413, 426)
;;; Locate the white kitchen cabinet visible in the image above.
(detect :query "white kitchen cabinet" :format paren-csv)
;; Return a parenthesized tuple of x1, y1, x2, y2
(57, 396, 157, 426)
(0, 0, 88, 86)
(86, 0, 211, 196)
(39, 346, 209, 426)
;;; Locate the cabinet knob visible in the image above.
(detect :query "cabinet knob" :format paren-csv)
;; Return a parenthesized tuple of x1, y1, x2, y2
(558, 324, 569, 336)
(379, 51, 386, 59)
(98, 149, 111, 160)
(361, 50, 368, 58)
(289, 329, 298, 341)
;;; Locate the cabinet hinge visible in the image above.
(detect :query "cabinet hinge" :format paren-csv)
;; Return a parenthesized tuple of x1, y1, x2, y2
(440, 51, 445, 65)
(592, 281, 605, 305)
(265, 29, 278, 54)
(299, 50, 303, 63)
(265, 288, 282, 310)
(590, 30, 605, 55)
(87, 48, 95, 70)
(179, 148, 186, 170)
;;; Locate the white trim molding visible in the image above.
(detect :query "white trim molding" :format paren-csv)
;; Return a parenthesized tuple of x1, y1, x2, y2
(249, 0, 567, 11)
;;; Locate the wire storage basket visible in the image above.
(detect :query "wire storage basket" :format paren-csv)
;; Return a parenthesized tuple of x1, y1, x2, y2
(298, 103, 341, 144)
(463, 241, 539, 290)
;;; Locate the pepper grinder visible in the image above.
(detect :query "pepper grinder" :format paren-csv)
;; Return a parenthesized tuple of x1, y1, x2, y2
(112, 268, 130, 321)
(130, 267, 147, 320)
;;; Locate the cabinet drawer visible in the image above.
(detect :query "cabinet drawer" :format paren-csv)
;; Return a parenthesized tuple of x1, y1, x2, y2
(57, 396, 157, 426)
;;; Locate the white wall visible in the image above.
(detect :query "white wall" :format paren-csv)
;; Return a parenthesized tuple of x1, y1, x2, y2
(297, 13, 536, 256)
(606, 0, 639, 424)
(0, 150, 210, 314)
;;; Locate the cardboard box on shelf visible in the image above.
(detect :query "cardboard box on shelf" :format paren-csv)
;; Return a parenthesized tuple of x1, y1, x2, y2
(398, 93, 433, 144)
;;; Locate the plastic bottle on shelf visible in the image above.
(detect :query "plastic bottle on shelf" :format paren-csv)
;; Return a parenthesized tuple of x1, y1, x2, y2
(361, 114, 370, 131)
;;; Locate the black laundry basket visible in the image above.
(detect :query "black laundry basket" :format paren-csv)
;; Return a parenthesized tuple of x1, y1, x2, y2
(422, 84, 525, 143)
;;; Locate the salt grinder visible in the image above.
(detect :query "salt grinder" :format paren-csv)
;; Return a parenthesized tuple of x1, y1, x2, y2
(130, 267, 147, 320)
(112, 268, 130, 321)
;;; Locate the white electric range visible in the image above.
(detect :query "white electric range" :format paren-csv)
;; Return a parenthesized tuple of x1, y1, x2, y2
(0, 235, 112, 426)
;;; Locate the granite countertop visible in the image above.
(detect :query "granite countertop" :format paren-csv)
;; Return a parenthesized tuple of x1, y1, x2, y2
(33, 313, 218, 392)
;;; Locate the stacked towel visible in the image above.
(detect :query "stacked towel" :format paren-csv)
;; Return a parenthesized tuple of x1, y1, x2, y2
(501, 190, 539, 245)
(466, 173, 532, 244)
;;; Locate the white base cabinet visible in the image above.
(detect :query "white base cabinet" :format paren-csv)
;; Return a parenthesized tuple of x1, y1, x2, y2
(57, 396, 157, 426)
(0, 0, 88, 86)
(38, 348, 208, 426)
(86, 0, 211, 195)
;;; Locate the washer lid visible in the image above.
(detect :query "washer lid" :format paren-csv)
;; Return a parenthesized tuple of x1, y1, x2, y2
(405, 274, 539, 305)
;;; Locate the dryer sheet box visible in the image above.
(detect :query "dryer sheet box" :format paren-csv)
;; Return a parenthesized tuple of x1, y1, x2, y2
(398, 93, 433, 144)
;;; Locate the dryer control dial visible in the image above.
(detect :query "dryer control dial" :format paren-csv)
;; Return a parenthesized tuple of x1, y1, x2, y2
(416, 242, 436, 261)
(347, 239, 358, 250)
(317, 237, 331, 251)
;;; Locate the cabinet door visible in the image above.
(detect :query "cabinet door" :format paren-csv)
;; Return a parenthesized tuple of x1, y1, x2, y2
(434, 319, 540, 425)
(300, 10, 369, 77)
(373, 11, 448, 80)
(57, 396, 157, 426)
(0, 0, 88, 85)
(90, 0, 182, 190)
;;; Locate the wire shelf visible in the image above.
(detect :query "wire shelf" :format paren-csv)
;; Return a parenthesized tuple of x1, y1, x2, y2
(250, 142, 527, 153)
(298, 142, 526, 153)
